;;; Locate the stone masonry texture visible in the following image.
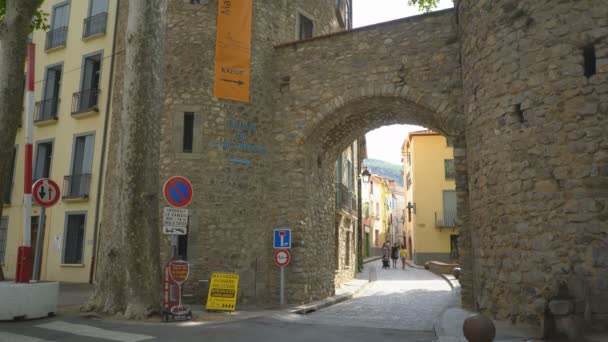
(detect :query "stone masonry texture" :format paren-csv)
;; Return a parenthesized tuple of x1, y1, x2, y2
(100, 0, 608, 331)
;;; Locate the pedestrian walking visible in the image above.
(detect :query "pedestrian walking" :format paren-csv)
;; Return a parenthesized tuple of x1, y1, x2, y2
(390, 243, 399, 269)
(400, 244, 407, 269)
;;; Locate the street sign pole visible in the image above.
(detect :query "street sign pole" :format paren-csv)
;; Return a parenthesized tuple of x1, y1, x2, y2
(280, 266, 284, 306)
(32, 207, 46, 281)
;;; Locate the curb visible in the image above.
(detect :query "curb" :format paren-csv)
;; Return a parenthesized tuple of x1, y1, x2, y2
(289, 268, 375, 315)
(289, 281, 371, 315)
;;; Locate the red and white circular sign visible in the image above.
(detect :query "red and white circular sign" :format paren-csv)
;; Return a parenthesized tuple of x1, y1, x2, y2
(163, 176, 193, 208)
(32, 178, 60, 207)
(274, 249, 290, 267)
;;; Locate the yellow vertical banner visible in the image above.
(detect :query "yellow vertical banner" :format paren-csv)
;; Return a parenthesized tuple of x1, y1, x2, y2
(214, 0, 253, 103)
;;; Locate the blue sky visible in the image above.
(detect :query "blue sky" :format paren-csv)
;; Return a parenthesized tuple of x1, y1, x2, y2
(354, 0, 453, 164)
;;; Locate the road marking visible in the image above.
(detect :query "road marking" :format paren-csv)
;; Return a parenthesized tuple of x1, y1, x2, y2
(0, 332, 54, 342)
(36, 321, 154, 342)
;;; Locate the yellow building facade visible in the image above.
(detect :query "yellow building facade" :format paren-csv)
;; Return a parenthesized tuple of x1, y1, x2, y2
(1, 0, 117, 283)
(402, 131, 459, 265)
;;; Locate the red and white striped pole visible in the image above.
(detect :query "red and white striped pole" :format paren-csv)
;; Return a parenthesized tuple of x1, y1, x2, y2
(16, 43, 35, 283)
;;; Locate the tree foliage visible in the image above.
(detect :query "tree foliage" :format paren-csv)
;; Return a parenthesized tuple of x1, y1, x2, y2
(0, 0, 49, 31)
(408, 0, 441, 12)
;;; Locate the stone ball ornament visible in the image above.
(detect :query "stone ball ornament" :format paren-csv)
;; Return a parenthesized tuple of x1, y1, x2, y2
(452, 267, 461, 279)
(463, 314, 496, 342)
(424, 262, 430, 270)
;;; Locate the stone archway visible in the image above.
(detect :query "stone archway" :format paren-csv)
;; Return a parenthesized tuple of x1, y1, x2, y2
(271, 90, 471, 305)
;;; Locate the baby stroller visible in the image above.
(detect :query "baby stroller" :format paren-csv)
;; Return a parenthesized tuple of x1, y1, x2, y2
(382, 256, 390, 269)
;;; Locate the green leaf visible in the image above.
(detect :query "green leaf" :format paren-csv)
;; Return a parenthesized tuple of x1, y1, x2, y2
(0, 1, 49, 32)
(407, 0, 440, 13)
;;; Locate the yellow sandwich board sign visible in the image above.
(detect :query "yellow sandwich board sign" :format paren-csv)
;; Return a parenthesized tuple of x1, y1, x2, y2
(206, 273, 239, 311)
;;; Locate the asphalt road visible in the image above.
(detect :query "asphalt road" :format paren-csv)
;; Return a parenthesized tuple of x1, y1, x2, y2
(0, 264, 453, 342)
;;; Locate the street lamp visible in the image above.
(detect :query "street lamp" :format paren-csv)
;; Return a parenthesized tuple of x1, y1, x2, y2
(361, 167, 371, 183)
(406, 201, 416, 222)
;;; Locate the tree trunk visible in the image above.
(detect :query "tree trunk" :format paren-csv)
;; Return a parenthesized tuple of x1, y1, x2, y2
(86, 0, 167, 319)
(0, 0, 42, 244)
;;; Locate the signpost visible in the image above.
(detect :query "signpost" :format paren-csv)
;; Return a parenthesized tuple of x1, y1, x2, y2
(163, 207, 188, 235)
(163, 176, 192, 258)
(31, 178, 61, 281)
(274, 248, 290, 305)
(206, 273, 239, 311)
(273, 228, 291, 249)
(163, 176, 193, 208)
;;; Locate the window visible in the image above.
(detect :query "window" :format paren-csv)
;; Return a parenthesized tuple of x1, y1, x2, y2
(4, 146, 17, 204)
(444, 159, 455, 179)
(298, 14, 313, 40)
(74, 54, 101, 113)
(63, 213, 86, 264)
(442, 190, 457, 227)
(0, 217, 8, 263)
(406, 172, 412, 190)
(583, 45, 596, 78)
(39, 65, 62, 121)
(46, 3, 69, 49)
(84, 0, 108, 38)
(34, 141, 53, 181)
(376, 203, 379, 217)
(183, 112, 194, 153)
(336, 0, 352, 29)
(66, 134, 94, 198)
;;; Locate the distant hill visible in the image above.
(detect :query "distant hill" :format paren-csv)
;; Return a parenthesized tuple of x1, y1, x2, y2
(364, 159, 403, 186)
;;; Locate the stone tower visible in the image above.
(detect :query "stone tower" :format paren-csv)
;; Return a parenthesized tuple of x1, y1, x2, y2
(457, 0, 608, 330)
(157, 0, 348, 304)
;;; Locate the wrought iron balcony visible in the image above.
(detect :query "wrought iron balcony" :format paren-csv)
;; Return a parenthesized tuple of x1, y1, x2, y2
(72, 89, 100, 115)
(83, 12, 108, 39)
(435, 211, 458, 228)
(63, 174, 92, 200)
(45, 26, 68, 50)
(34, 98, 59, 123)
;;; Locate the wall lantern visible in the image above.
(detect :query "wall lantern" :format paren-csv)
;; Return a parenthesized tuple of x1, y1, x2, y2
(361, 167, 371, 183)
(406, 201, 416, 222)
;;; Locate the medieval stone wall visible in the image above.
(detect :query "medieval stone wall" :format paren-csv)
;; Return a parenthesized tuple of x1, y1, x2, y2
(271, 10, 463, 303)
(458, 0, 608, 328)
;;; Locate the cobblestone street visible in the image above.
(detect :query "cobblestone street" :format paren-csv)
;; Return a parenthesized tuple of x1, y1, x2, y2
(296, 262, 455, 332)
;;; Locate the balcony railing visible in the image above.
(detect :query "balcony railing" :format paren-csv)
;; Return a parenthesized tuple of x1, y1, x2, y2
(63, 174, 92, 199)
(83, 12, 108, 38)
(72, 89, 100, 114)
(45, 26, 68, 50)
(435, 211, 458, 228)
(34, 98, 59, 123)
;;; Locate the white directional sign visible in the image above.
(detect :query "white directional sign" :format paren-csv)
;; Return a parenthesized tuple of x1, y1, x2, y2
(163, 226, 188, 235)
(163, 207, 189, 235)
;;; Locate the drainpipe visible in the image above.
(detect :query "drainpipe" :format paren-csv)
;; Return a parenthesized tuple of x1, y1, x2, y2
(356, 138, 363, 272)
(89, 0, 120, 284)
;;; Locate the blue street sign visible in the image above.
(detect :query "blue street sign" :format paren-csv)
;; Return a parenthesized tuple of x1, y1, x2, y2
(273, 229, 291, 249)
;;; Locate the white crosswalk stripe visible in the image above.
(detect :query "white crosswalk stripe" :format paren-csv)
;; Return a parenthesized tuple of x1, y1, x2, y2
(0, 331, 54, 342)
(36, 321, 154, 342)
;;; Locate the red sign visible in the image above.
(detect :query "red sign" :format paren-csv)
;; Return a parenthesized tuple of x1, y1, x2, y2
(163, 176, 193, 208)
(169, 260, 189, 284)
(32, 178, 60, 207)
(274, 249, 290, 267)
